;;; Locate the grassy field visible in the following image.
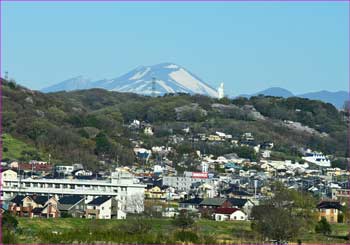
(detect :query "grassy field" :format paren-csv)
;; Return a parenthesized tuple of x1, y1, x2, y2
(2, 133, 42, 161)
(11, 217, 349, 244)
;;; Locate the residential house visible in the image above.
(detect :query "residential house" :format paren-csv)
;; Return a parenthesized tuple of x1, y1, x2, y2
(317, 201, 343, 223)
(226, 190, 253, 199)
(8, 194, 59, 218)
(58, 195, 86, 218)
(162, 207, 178, 218)
(32, 202, 60, 218)
(213, 208, 247, 221)
(199, 198, 231, 217)
(1, 169, 17, 184)
(8, 195, 29, 217)
(179, 198, 203, 212)
(208, 135, 223, 142)
(260, 142, 274, 150)
(194, 183, 215, 198)
(145, 186, 166, 200)
(144, 126, 154, 136)
(227, 198, 255, 218)
(15, 163, 53, 175)
(85, 196, 126, 219)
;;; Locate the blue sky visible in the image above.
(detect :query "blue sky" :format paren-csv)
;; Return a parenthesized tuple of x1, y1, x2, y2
(1, 1, 349, 95)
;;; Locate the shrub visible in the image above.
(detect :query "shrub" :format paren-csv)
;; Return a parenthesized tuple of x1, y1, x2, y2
(173, 230, 199, 243)
(315, 217, 332, 235)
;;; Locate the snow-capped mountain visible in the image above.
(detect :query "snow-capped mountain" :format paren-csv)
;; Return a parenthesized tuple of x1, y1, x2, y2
(41, 76, 92, 93)
(41, 63, 219, 97)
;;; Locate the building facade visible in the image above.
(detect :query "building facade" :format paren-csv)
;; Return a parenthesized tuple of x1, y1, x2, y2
(1, 169, 145, 213)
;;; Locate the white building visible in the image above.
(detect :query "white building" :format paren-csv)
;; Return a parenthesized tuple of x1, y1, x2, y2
(1, 169, 145, 213)
(214, 208, 247, 221)
(153, 165, 164, 174)
(144, 126, 154, 136)
(218, 83, 224, 99)
(163, 172, 217, 192)
(55, 165, 75, 175)
(85, 196, 126, 219)
(261, 150, 271, 158)
(302, 151, 331, 167)
(201, 162, 209, 173)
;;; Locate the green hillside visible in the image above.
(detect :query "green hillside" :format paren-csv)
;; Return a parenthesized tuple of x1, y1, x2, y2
(2, 133, 44, 162)
(2, 79, 348, 169)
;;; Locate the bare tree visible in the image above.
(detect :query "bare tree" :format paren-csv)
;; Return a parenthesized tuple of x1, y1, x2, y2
(126, 193, 144, 213)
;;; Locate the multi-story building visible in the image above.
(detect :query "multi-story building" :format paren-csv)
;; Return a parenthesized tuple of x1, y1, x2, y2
(163, 172, 217, 192)
(331, 188, 350, 203)
(1, 169, 146, 213)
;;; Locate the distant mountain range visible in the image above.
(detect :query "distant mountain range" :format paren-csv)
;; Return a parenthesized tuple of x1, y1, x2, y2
(41, 63, 348, 109)
(239, 87, 348, 109)
(41, 63, 218, 97)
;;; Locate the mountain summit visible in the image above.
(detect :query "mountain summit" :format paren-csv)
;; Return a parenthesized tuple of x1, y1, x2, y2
(41, 76, 92, 93)
(42, 63, 219, 97)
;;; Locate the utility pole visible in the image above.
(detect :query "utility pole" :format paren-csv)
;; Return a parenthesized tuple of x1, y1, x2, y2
(47, 192, 50, 218)
(18, 163, 22, 195)
(152, 77, 156, 97)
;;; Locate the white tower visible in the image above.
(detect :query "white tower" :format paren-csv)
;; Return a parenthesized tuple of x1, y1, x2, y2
(201, 162, 208, 173)
(218, 83, 224, 99)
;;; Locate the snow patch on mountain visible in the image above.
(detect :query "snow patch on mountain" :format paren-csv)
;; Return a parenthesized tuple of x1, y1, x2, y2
(130, 67, 151, 80)
(165, 64, 179, 69)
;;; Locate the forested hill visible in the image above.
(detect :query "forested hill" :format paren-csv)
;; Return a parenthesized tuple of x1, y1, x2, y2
(2, 79, 348, 170)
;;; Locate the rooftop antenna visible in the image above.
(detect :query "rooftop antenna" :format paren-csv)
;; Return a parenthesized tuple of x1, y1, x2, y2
(152, 77, 156, 97)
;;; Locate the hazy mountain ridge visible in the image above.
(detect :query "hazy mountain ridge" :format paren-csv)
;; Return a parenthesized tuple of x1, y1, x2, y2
(239, 87, 348, 109)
